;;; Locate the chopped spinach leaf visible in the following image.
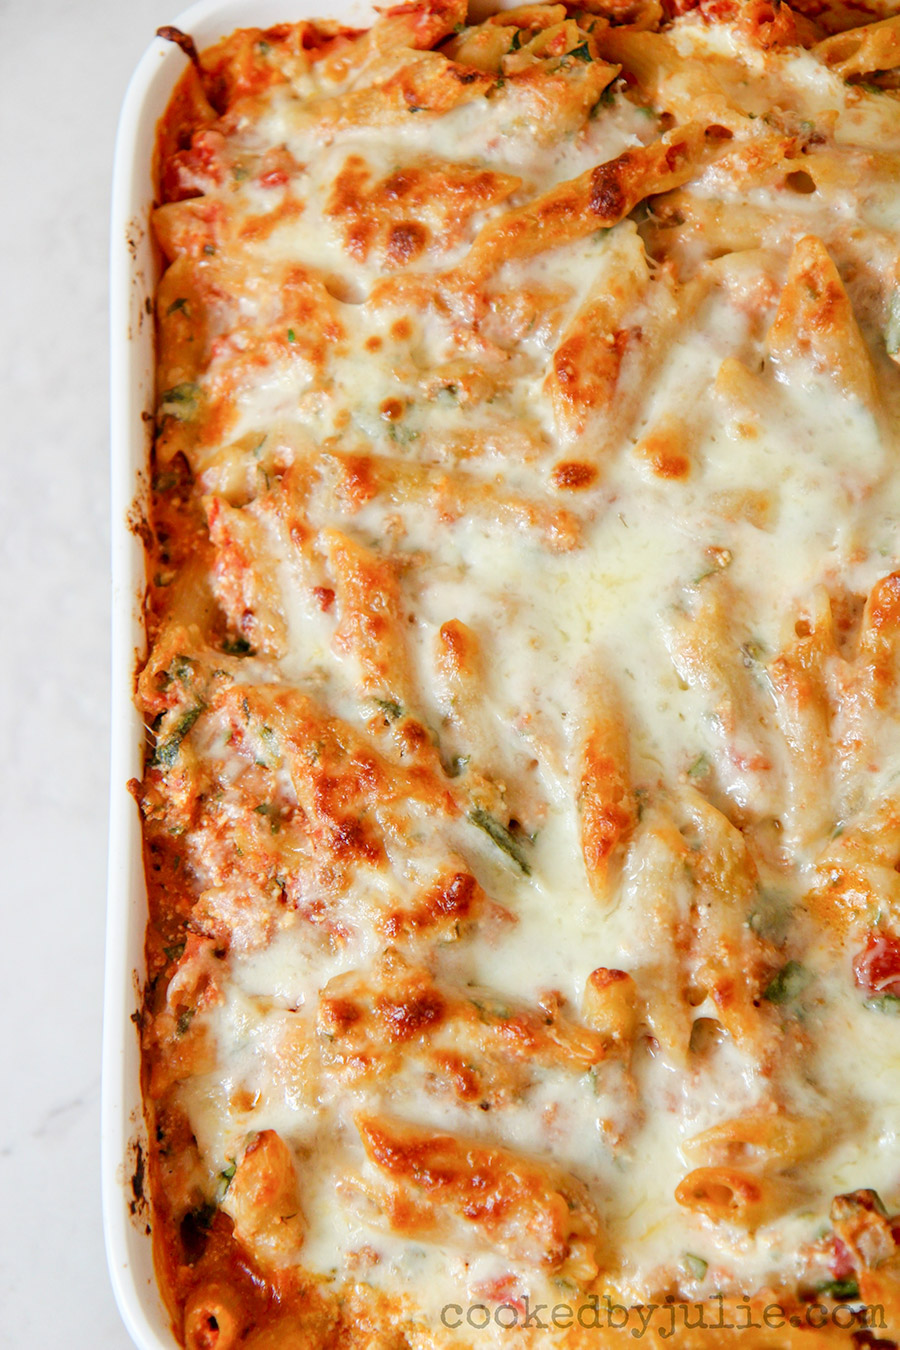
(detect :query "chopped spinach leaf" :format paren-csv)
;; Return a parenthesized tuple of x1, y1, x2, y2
(171, 654, 195, 684)
(152, 703, 205, 768)
(817, 1278, 859, 1301)
(222, 634, 254, 656)
(254, 802, 282, 833)
(865, 993, 900, 1015)
(683, 1254, 708, 1280)
(763, 960, 810, 1005)
(687, 753, 710, 779)
(158, 382, 200, 421)
(218, 1157, 237, 1198)
(374, 697, 404, 721)
(469, 807, 532, 875)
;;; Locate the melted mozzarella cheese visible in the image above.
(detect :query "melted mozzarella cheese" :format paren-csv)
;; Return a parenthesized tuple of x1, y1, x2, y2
(160, 14, 900, 1338)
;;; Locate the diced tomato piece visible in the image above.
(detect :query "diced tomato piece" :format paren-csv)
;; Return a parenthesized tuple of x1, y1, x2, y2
(471, 1275, 527, 1317)
(257, 146, 299, 190)
(853, 931, 900, 997)
(162, 129, 227, 202)
(830, 1235, 855, 1280)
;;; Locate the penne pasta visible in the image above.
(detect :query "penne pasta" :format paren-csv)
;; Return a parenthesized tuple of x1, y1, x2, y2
(353, 1113, 603, 1280)
(814, 13, 900, 76)
(577, 688, 637, 901)
(220, 1131, 306, 1267)
(136, 2, 900, 1341)
(463, 125, 712, 279)
(767, 235, 879, 408)
(675, 1165, 788, 1230)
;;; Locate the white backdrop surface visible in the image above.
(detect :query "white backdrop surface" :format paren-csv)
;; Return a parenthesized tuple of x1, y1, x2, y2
(0, 4, 183, 1345)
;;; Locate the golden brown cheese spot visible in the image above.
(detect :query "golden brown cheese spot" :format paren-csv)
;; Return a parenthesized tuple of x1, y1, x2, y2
(379, 398, 405, 422)
(551, 460, 598, 490)
(423, 868, 478, 921)
(325, 155, 372, 259)
(385, 221, 429, 267)
(864, 571, 900, 634)
(368, 1124, 482, 1193)
(634, 428, 691, 479)
(553, 327, 630, 421)
(390, 317, 413, 341)
(327, 801, 382, 866)
(428, 1051, 483, 1102)
(436, 618, 480, 682)
(317, 960, 448, 1076)
(381, 869, 482, 938)
(374, 987, 446, 1041)
(230, 1086, 261, 1113)
(319, 996, 363, 1037)
(326, 154, 518, 267)
(394, 717, 433, 758)
(333, 453, 379, 511)
(589, 163, 628, 220)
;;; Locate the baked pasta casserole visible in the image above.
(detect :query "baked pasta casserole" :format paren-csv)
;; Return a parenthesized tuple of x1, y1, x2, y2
(136, 0, 900, 1343)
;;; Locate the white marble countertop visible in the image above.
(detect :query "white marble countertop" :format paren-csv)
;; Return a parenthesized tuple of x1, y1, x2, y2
(0, 4, 184, 1345)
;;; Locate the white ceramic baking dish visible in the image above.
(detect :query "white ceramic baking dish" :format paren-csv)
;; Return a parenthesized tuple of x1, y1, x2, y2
(103, 3, 381, 1345)
(105, 0, 536, 1339)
